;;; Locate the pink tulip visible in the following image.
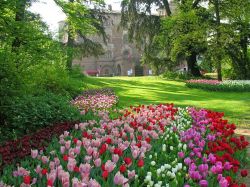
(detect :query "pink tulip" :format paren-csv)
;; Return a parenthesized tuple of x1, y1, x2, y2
(128, 170, 136, 179)
(31, 149, 38, 159)
(74, 146, 81, 155)
(112, 154, 119, 163)
(86, 147, 93, 155)
(94, 158, 101, 167)
(41, 156, 49, 164)
(105, 160, 116, 173)
(47, 170, 57, 183)
(113, 172, 128, 185)
(60, 146, 65, 154)
(76, 140, 82, 147)
(79, 163, 91, 174)
(65, 141, 71, 149)
(132, 149, 139, 159)
(49, 161, 55, 170)
(54, 157, 60, 166)
(89, 179, 101, 187)
(35, 165, 41, 174)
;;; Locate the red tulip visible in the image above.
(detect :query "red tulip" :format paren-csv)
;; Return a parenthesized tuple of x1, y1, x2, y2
(47, 179, 53, 186)
(102, 170, 109, 179)
(74, 166, 80, 172)
(73, 138, 78, 144)
(241, 170, 248, 177)
(105, 138, 112, 144)
(114, 148, 123, 156)
(42, 168, 48, 175)
(145, 137, 151, 143)
(225, 176, 232, 184)
(137, 159, 144, 167)
(63, 155, 69, 161)
(119, 165, 126, 173)
(124, 157, 132, 165)
(23, 175, 31, 184)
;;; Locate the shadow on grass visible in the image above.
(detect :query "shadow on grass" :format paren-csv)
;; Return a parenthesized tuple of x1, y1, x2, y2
(84, 77, 250, 127)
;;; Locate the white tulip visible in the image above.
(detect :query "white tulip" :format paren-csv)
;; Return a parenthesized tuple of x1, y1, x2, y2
(149, 181, 154, 186)
(157, 169, 161, 176)
(151, 161, 156, 166)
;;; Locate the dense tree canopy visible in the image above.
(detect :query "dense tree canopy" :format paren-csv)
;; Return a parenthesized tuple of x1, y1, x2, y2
(120, 0, 250, 80)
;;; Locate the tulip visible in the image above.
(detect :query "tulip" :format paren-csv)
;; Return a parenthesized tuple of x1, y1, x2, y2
(31, 149, 38, 159)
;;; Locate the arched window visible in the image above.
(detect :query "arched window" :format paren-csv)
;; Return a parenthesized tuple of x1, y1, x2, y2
(105, 69, 110, 75)
(117, 64, 122, 76)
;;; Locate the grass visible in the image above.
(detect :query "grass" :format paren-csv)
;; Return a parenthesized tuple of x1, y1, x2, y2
(83, 76, 250, 128)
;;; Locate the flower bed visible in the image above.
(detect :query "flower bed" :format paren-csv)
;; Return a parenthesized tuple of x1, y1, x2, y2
(71, 88, 118, 113)
(0, 121, 78, 172)
(186, 80, 250, 92)
(0, 104, 249, 187)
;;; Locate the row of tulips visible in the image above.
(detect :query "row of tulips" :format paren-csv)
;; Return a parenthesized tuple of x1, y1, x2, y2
(186, 80, 250, 92)
(71, 88, 118, 113)
(0, 121, 78, 172)
(0, 104, 249, 186)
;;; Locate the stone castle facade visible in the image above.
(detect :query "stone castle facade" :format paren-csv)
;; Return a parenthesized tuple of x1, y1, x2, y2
(59, 3, 187, 76)
(66, 11, 151, 76)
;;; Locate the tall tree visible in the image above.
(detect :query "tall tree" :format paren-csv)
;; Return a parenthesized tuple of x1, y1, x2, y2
(120, 0, 205, 76)
(55, 0, 107, 70)
(221, 0, 250, 79)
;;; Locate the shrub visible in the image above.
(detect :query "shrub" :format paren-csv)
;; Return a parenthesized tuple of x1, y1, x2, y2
(24, 65, 86, 97)
(162, 71, 194, 80)
(0, 93, 81, 143)
(186, 79, 250, 92)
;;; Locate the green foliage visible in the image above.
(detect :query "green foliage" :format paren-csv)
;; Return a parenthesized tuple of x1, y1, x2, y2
(0, 0, 94, 144)
(0, 92, 81, 143)
(162, 71, 194, 80)
(23, 64, 86, 97)
(55, 0, 107, 69)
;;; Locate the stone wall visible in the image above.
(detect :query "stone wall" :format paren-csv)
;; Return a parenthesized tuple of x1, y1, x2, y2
(72, 11, 150, 76)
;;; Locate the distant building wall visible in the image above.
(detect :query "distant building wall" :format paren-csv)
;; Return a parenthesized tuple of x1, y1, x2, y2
(70, 11, 150, 76)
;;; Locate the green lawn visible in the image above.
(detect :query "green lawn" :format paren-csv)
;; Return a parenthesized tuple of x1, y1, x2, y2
(84, 76, 250, 128)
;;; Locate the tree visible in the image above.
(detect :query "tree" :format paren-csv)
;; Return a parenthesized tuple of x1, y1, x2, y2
(55, 0, 107, 69)
(203, 0, 250, 80)
(161, 2, 209, 77)
(221, 0, 250, 79)
(120, 0, 205, 76)
(120, 0, 171, 74)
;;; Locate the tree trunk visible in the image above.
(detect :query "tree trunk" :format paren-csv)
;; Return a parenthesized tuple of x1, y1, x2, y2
(66, 0, 75, 70)
(66, 31, 74, 70)
(12, 0, 27, 53)
(240, 29, 249, 79)
(217, 61, 222, 81)
(214, 0, 222, 81)
(162, 0, 172, 16)
(187, 51, 201, 77)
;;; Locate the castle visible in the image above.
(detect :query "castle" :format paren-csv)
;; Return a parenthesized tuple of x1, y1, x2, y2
(59, 2, 186, 76)
(59, 10, 151, 76)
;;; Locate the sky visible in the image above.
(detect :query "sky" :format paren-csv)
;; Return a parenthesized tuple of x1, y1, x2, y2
(29, 0, 122, 33)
